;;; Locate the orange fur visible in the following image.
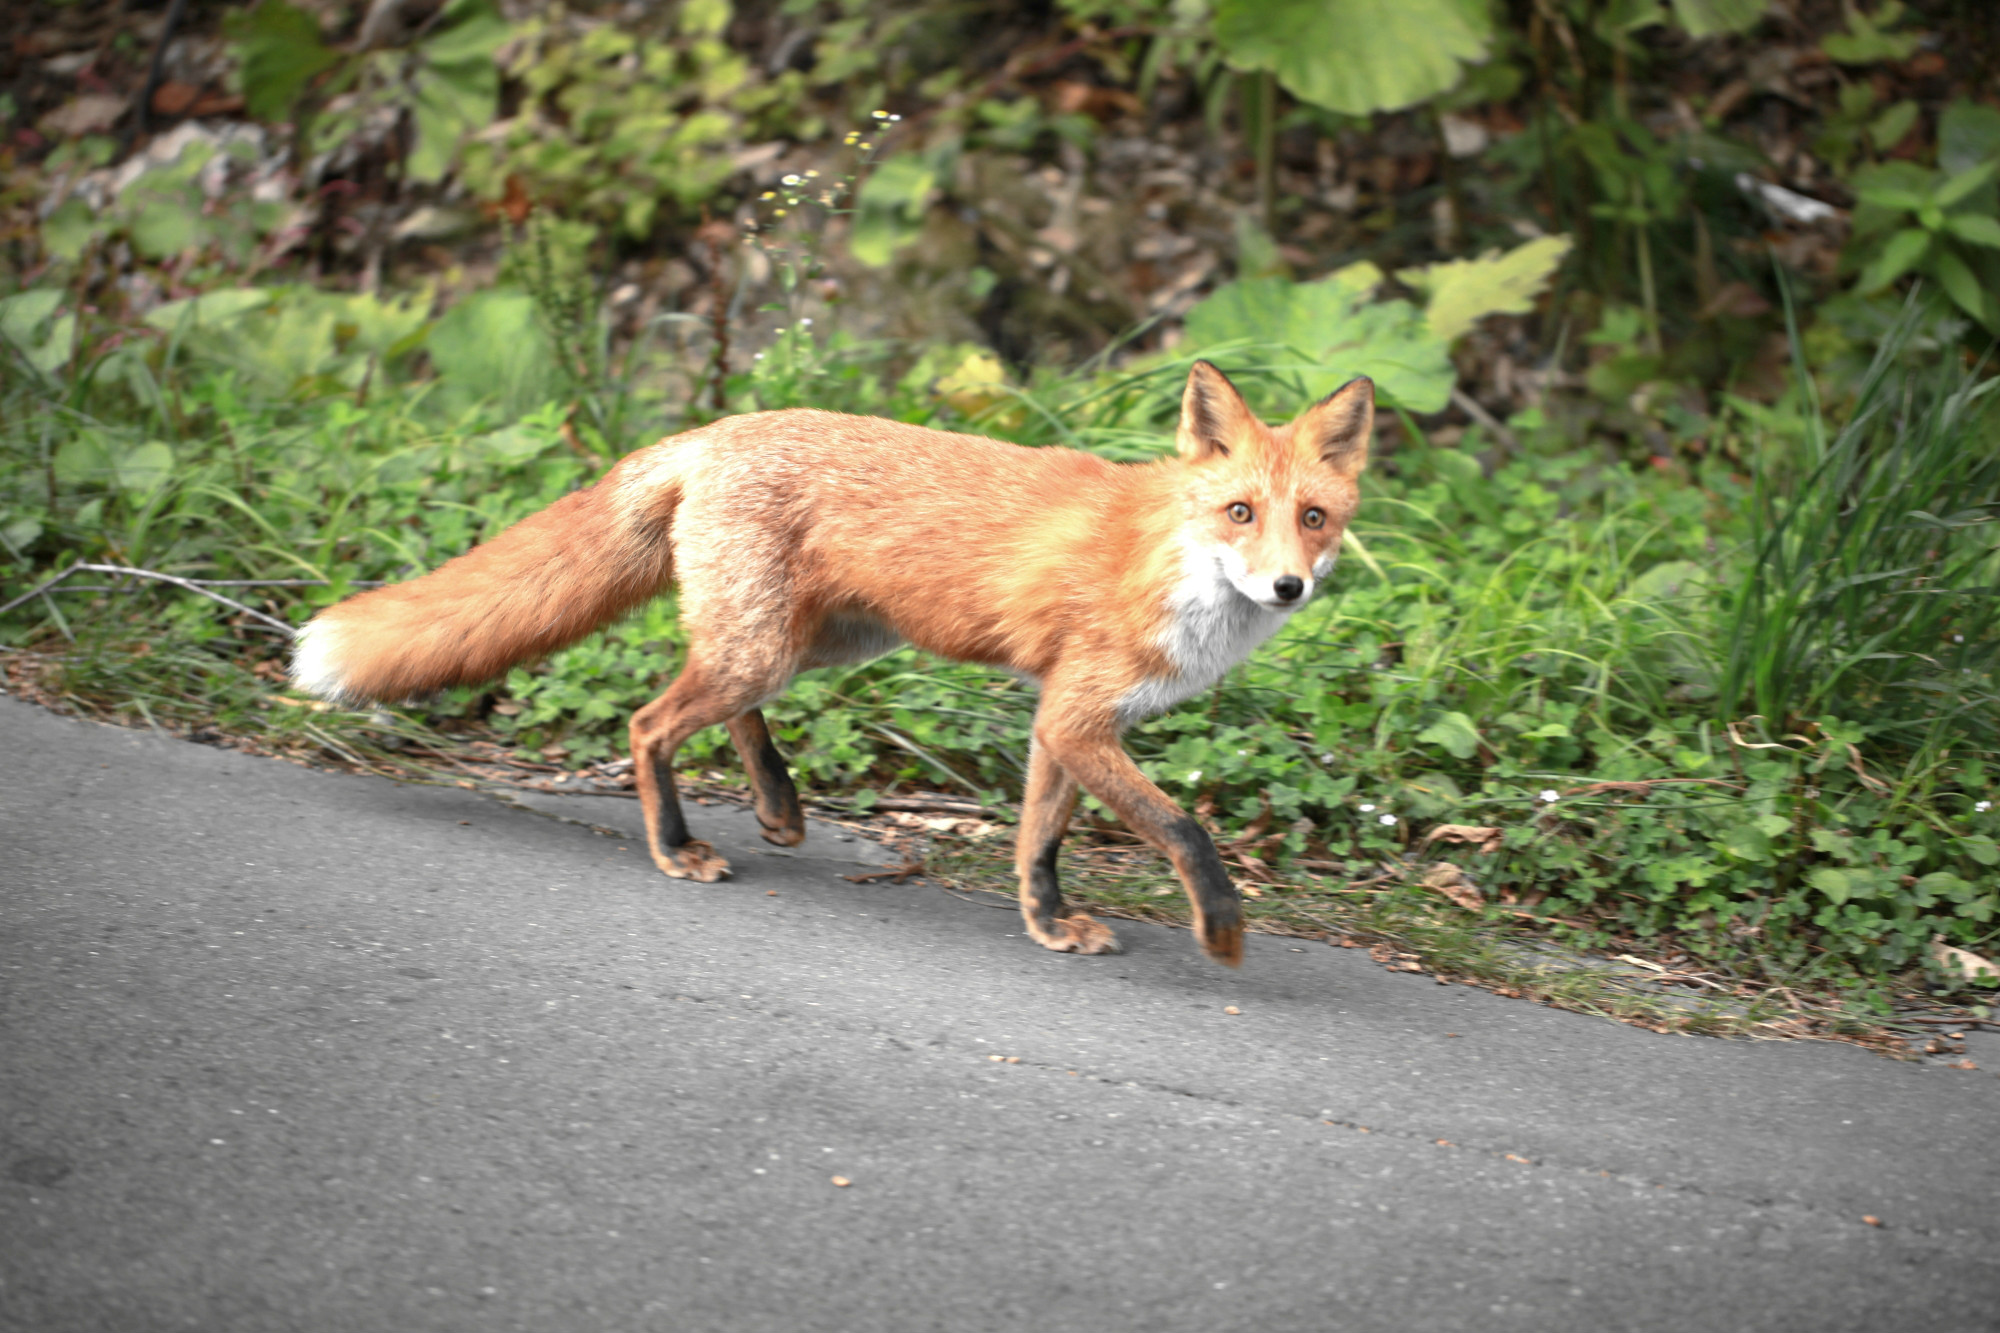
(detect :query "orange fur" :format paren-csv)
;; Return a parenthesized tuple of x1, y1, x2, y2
(294, 363, 1373, 965)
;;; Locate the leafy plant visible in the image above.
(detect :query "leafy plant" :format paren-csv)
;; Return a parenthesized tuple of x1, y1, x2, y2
(459, 0, 803, 238)
(1396, 235, 1574, 342)
(1181, 263, 1454, 411)
(1821, 0, 1924, 65)
(1212, 0, 1494, 117)
(1845, 101, 2000, 331)
(226, 0, 509, 185)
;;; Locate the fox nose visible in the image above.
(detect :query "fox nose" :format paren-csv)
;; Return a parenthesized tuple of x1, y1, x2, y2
(1273, 575, 1304, 602)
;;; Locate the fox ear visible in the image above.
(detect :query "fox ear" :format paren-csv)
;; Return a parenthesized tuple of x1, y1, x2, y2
(1293, 376, 1374, 477)
(1175, 361, 1259, 462)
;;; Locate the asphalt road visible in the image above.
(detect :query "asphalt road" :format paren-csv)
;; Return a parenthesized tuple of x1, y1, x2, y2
(3, 694, 1998, 1332)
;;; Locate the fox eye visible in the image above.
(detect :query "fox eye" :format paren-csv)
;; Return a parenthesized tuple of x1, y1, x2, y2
(1227, 502, 1253, 524)
(1303, 507, 1325, 529)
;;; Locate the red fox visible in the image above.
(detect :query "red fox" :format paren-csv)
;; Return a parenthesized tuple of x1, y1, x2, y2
(293, 362, 1371, 965)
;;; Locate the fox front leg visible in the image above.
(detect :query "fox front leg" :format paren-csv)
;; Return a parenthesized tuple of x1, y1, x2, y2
(1015, 738, 1121, 955)
(1032, 702, 1243, 966)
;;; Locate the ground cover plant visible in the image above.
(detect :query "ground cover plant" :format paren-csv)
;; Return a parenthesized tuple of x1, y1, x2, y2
(3, 0, 1998, 1034)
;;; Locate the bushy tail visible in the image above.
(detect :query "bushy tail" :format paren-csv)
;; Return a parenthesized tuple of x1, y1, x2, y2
(292, 464, 676, 704)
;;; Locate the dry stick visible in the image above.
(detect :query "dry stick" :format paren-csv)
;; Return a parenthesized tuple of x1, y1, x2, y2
(0, 563, 300, 635)
(124, 0, 189, 151)
(1, 559, 84, 635)
(1449, 386, 1522, 454)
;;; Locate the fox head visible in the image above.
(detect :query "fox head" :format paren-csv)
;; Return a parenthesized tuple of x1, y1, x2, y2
(1170, 360, 1373, 610)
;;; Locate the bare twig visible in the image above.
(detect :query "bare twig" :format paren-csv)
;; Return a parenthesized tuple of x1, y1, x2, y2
(1, 563, 303, 635)
(0, 559, 85, 630)
(125, 0, 189, 149)
(1449, 386, 1522, 453)
(843, 861, 928, 884)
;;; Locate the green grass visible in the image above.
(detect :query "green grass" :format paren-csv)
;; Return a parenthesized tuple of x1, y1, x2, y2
(3, 281, 1997, 1020)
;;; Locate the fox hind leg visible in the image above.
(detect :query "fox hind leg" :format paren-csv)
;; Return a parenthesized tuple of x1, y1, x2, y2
(630, 656, 780, 882)
(1016, 738, 1120, 955)
(726, 709, 805, 847)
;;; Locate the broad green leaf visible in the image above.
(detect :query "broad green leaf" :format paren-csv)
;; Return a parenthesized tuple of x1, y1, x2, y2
(408, 58, 499, 182)
(225, 0, 341, 122)
(1914, 871, 1973, 905)
(1933, 157, 2000, 209)
(1668, 0, 1765, 39)
(0, 289, 75, 381)
(1944, 213, 2000, 249)
(1821, 3, 1922, 64)
(129, 196, 203, 259)
(52, 433, 116, 486)
(1718, 824, 1772, 862)
(850, 153, 940, 268)
(678, 0, 732, 38)
(1930, 247, 1991, 326)
(1939, 99, 2000, 176)
(1853, 181, 1926, 213)
(1213, 0, 1492, 117)
(1808, 866, 1853, 904)
(1867, 99, 1919, 151)
(406, 0, 507, 181)
(41, 197, 98, 262)
(0, 515, 41, 552)
(1396, 235, 1573, 342)
(144, 288, 274, 334)
(1182, 265, 1454, 412)
(1962, 834, 2000, 867)
(420, 0, 509, 65)
(0, 289, 63, 339)
(1856, 227, 1930, 293)
(428, 288, 558, 416)
(1415, 711, 1481, 760)
(116, 441, 176, 496)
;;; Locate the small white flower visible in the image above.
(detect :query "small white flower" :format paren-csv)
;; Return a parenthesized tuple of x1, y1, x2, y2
(799, 317, 813, 327)
(1236, 749, 1246, 757)
(753, 352, 765, 361)
(781, 173, 802, 185)
(1954, 633, 1965, 643)
(1378, 814, 1397, 826)
(1978, 800, 1993, 813)
(1540, 789, 1560, 803)
(1187, 770, 1203, 783)
(1359, 803, 1376, 813)
(1319, 753, 1334, 765)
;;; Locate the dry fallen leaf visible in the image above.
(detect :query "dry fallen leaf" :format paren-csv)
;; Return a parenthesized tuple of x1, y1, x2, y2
(1421, 861, 1484, 911)
(1862, 1215, 1881, 1227)
(1505, 1154, 1532, 1164)
(1931, 936, 1998, 984)
(1421, 824, 1505, 854)
(1223, 1006, 1241, 1015)
(1614, 953, 1667, 973)
(39, 93, 126, 138)
(831, 1176, 851, 1188)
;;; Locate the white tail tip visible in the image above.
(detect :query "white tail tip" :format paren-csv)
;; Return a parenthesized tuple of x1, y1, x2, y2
(290, 618, 353, 703)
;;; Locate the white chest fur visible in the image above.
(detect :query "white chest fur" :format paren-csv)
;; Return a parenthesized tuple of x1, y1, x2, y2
(1117, 540, 1292, 722)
